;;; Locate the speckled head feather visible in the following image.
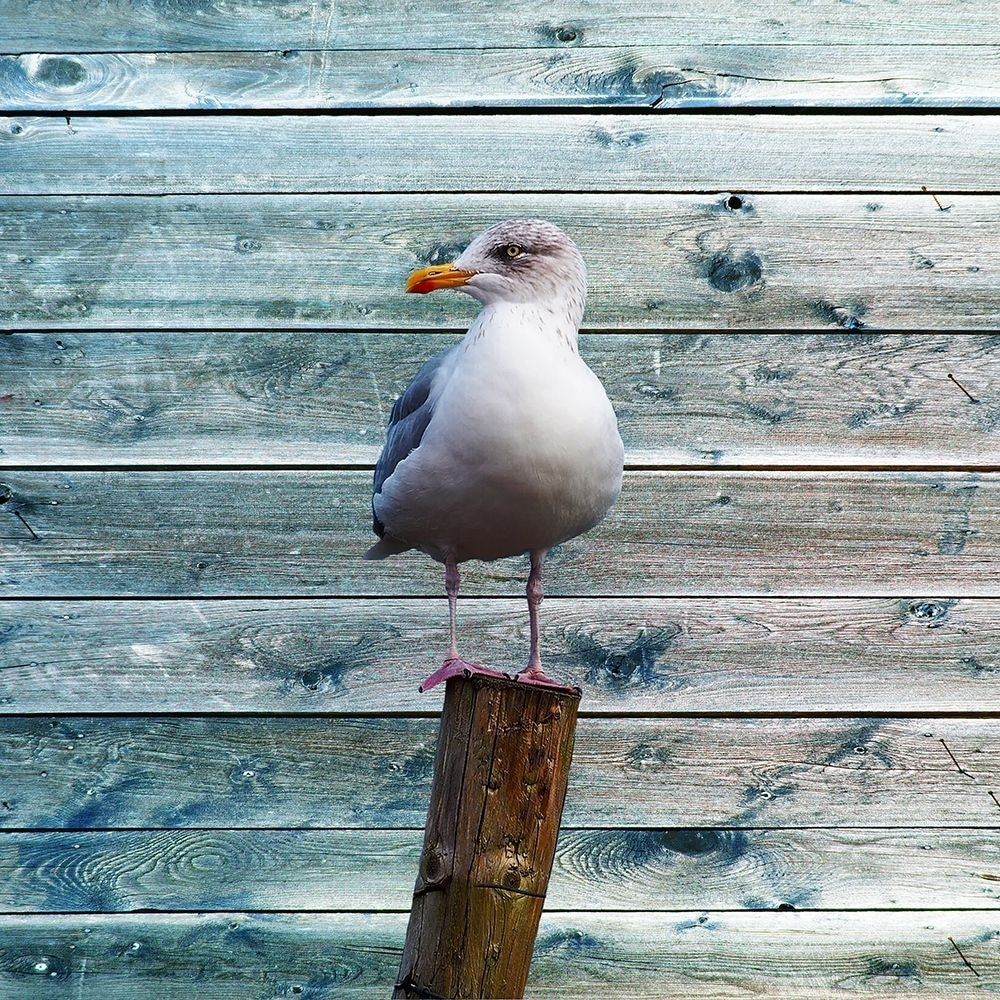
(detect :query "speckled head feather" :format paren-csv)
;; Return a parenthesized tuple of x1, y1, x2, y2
(453, 219, 587, 324)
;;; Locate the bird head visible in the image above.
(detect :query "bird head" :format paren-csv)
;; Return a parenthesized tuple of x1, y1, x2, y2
(406, 219, 587, 319)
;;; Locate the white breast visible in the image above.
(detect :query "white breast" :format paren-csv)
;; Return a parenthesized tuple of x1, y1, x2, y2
(375, 302, 625, 562)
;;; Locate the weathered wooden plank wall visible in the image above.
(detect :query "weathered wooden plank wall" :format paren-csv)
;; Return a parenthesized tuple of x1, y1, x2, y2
(2, 471, 998, 595)
(5, 115, 1000, 192)
(0, 1, 994, 50)
(6, 827, 1000, 912)
(2, 911, 997, 1000)
(3, 194, 1000, 329)
(2, 1, 999, 996)
(5, 48, 1000, 110)
(1, 597, 995, 714)
(2, 715, 999, 827)
(6, 332, 999, 466)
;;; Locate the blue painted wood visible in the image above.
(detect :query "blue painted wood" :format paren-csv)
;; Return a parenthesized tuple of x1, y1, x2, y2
(0, 715, 996, 829)
(0, 0, 991, 50)
(2, 0, 997, 989)
(4, 331, 998, 467)
(5, 115, 1000, 193)
(1, 194, 999, 330)
(1, 471, 998, 597)
(4, 47, 1000, 110)
(0, 911, 995, 998)
(2, 597, 996, 714)
(1, 827, 997, 912)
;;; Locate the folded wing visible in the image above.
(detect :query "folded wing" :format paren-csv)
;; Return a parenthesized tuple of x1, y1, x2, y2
(368, 343, 461, 550)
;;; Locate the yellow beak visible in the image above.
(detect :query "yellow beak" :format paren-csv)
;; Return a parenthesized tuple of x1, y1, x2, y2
(405, 262, 476, 294)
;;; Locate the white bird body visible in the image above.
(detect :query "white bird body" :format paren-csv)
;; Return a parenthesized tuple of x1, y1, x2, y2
(373, 300, 623, 562)
(364, 218, 623, 692)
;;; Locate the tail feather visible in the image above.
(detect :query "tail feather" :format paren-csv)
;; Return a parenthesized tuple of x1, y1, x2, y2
(363, 534, 413, 560)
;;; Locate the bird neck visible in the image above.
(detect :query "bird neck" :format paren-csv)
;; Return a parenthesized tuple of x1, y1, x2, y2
(471, 300, 582, 352)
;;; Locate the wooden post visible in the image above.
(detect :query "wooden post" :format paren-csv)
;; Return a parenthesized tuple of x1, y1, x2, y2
(394, 674, 581, 1000)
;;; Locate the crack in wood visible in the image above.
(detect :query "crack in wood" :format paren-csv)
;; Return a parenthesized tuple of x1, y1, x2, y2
(475, 881, 547, 899)
(413, 872, 451, 897)
(14, 510, 39, 540)
(939, 739, 974, 780)
(948, 373, 980, 404)
(394, 974, 448, 999)
(920, 185, 952, 212)
(948, 936, 981, 978)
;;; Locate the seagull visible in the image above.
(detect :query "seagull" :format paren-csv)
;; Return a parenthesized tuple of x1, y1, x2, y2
(364, 219, 624, 694)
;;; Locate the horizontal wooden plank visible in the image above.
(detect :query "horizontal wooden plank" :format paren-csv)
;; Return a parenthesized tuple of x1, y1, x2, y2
(5, 47, 1000, 110)
(4, 331, 998, 467)
(1, 194, 998, 330)
(2, 598, 998, 715)
(2, 828, 998, 913)
(1, 716, 998, 829)
(0, 1, 993, 50)
(0, 911, 997, 998)
(0, 471, 996, 598)
(7, 115, 1000, 194)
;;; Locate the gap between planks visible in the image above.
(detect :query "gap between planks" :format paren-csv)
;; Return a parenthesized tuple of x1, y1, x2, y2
(2, 907, 995, 915)
(4, 188, 1000, 198)
(10, 105, 1000, 118)
(3, 464, 1000, 473)
(2, 593, 994, 602)
(3, 825, 1000, 833)
(2, 711, 1000, 720)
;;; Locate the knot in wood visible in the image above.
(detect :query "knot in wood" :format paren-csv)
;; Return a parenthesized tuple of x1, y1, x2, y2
(422, 846, 444, 881)
(906, 599, 953, 628)
(707, 250, 763, 293)
(502, 868, 522, 890)
(537, 707, 562, 726)
(33, 56, 87, 88)
(415, 843, 451, 895)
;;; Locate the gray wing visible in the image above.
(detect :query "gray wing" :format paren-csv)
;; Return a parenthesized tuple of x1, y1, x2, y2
(371, 343, 460, 537)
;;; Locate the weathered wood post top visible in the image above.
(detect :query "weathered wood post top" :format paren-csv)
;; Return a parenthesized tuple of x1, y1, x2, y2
(394, 673, 581, 1000)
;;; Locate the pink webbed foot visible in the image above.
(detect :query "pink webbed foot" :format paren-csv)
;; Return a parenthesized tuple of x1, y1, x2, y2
(419, 657, 511, 693)
(515, 664, 582, 696)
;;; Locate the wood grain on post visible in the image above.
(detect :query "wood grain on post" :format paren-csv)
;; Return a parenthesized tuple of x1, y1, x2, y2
(394, 674, 580, 1000)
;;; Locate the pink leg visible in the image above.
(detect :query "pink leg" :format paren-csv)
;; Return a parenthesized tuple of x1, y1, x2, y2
(420, 557, 508, 693)
(516, 549, 580, 694)
(445, 556, 461, 661)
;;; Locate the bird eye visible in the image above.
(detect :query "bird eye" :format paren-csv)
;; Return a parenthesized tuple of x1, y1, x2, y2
(504, 244, 523, 259)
